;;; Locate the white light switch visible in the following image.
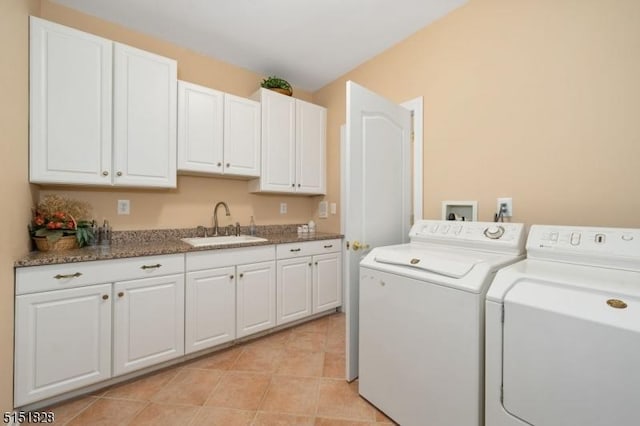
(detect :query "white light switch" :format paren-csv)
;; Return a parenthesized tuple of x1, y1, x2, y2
(330, 203, 337, 215)
(319, 201, 328, 218)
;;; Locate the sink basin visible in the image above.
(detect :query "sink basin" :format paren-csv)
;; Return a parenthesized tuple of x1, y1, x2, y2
(181, 235, 268, 247)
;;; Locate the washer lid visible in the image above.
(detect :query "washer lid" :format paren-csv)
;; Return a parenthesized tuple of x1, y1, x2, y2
(502, 280, 640, 426)
(373, 246, 480, 278)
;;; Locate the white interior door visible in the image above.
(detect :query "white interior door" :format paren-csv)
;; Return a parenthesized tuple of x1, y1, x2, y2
(343, 81, 412, 381)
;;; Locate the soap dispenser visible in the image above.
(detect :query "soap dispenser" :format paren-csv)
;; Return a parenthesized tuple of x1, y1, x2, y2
(249, 216, 256, 236)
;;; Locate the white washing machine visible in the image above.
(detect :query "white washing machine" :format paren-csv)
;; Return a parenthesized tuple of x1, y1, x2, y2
(359, 220, 526, 426)
(486, 225, 640, 426)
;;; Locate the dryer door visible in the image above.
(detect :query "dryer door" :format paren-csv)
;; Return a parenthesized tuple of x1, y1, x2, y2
(502, 280, 640, 426)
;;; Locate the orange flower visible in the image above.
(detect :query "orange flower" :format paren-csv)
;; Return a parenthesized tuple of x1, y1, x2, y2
(34, 216, 45, 226)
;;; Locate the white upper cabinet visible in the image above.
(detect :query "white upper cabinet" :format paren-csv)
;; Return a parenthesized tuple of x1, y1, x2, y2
(178, 81, 260, 178)
(177, 81, 224, 174)
(248, 89, 326, 195)
(224, 93, 261, 177)
(296, 99, 327, 194)
(29, 17, 113, 185)
(29, 17, 177, 188)
(113, 43, 177, 188)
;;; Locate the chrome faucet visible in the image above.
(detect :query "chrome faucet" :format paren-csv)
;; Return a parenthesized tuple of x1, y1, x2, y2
(213, 201, 231, 236)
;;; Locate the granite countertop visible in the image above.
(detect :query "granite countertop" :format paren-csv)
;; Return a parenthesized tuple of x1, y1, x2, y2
(15, 225, 343, 268)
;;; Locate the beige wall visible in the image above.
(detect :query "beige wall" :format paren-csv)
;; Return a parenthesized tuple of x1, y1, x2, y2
(38, 0, 319, 231)
(314, 0, 640, 229)
(0, 0, 41, 411)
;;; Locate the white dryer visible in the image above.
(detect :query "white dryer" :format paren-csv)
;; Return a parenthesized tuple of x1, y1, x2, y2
(359, 220, 526, 426)
(486, 225, 640, 426)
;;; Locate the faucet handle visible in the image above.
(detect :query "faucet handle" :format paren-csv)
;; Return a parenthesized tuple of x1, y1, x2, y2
(235, 222, 241, 236)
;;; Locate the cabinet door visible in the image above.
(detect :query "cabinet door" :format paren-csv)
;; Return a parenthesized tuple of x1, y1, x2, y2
(277, 257, 313, 325)
(14, 284, 112, 406)
(185, 267, 236, 354)
(177, 81, 224, 174)
(113, 43, 177, 188)
(29, 17, 113, 185)
(224, 94, 261, 177)
(113, 274, 184, 376)
(236, 261, 276, 338)
(296, 99, 327, 194)
(313, 252, 342, 313)
(258, 89, 296, 192)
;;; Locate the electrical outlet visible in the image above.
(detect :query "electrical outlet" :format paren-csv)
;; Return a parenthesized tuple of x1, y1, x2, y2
(280, 202, 287, 214)
(117, 199, 130, 215)
(497, 197, 513, 217)
(330, 202, 337, 215)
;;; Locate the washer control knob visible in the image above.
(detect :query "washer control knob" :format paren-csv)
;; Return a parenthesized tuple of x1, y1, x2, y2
(484, 225, 505, 239)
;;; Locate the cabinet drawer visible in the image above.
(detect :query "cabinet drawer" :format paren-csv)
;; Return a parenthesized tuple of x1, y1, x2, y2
(276, 239, 342, 259)
(16, 254, 184, 295)
(186, 245, 275, 272)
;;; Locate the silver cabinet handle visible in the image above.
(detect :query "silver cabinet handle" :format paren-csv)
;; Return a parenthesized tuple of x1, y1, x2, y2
(102, 294, 109, 300)
(116, 171, 123, 177)
(140, 264, 161, 270)
(324, 244, 333, 249)
(290, 248, 301, 252)
(54, 272, 82, 279)
(102, 171, 109, 176)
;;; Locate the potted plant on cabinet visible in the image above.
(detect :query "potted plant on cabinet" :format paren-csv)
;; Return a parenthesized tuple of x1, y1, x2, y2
(29, 195, 95, 251)
(260, 75, 293, 96)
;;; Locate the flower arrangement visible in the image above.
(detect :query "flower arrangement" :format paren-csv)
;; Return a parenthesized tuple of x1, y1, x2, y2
(30, 195, 95, 249)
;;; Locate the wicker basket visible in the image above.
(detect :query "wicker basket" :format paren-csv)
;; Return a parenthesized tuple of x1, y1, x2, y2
(269, 87, 293, 96)
(33, 235, 78, 252)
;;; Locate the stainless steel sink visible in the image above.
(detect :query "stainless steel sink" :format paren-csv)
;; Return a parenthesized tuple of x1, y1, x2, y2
(181, 235, 268, 247)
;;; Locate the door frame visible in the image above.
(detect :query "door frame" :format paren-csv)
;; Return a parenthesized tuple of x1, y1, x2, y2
(401, 97, 424, 223)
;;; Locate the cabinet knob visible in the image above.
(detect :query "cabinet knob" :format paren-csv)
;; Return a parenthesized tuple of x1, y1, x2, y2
(102, 294, 109, 300)
(118, 292, 124, 298)
(116, 171, 123, 177)
(230, 275, 234, 279)
(217, 162, 222, 167)
(291, 183, 295, 187)
(308, 262, 312, 266)
(298, 184, 301, 187)
(226, 163, 230, 167)
(239, 273, 244, 278)
(315, 261, 318, 265)
(102, 171, 109, 176)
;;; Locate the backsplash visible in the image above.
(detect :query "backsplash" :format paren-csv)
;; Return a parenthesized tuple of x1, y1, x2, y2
(111, 224, 304, 244)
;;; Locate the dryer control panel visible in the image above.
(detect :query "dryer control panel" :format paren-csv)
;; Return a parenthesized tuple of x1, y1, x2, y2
(527, 225, 640, 271)
(409, 220, 526, 255)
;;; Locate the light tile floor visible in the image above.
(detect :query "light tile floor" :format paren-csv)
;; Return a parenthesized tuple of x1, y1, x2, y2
(40, 313, 396, 425)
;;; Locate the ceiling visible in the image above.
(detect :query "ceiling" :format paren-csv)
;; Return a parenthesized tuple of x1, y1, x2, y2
(51, 0, 467, 91)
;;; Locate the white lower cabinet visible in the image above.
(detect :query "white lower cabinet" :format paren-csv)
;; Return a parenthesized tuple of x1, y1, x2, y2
(184, 246, 276, 346)
(14, 284, 112, 407)
(277, 257, 312, 325)
(113, 274, 185, 376)
(276, 239, 343, 325)
(313, 252, 342, 313)
(236, 261, 276, 338)
(14, 241, 340, 407)
(14, 254, 184, 407)
(185, 266, 236, 354)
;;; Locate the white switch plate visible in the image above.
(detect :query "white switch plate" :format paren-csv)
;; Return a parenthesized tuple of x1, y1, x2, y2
(280, 202, 287, 214)
(497, 197, 513, 217)
(330, 203, 337, 215)
(318, 201, 328, 218)
(117, 199, 130, 215)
